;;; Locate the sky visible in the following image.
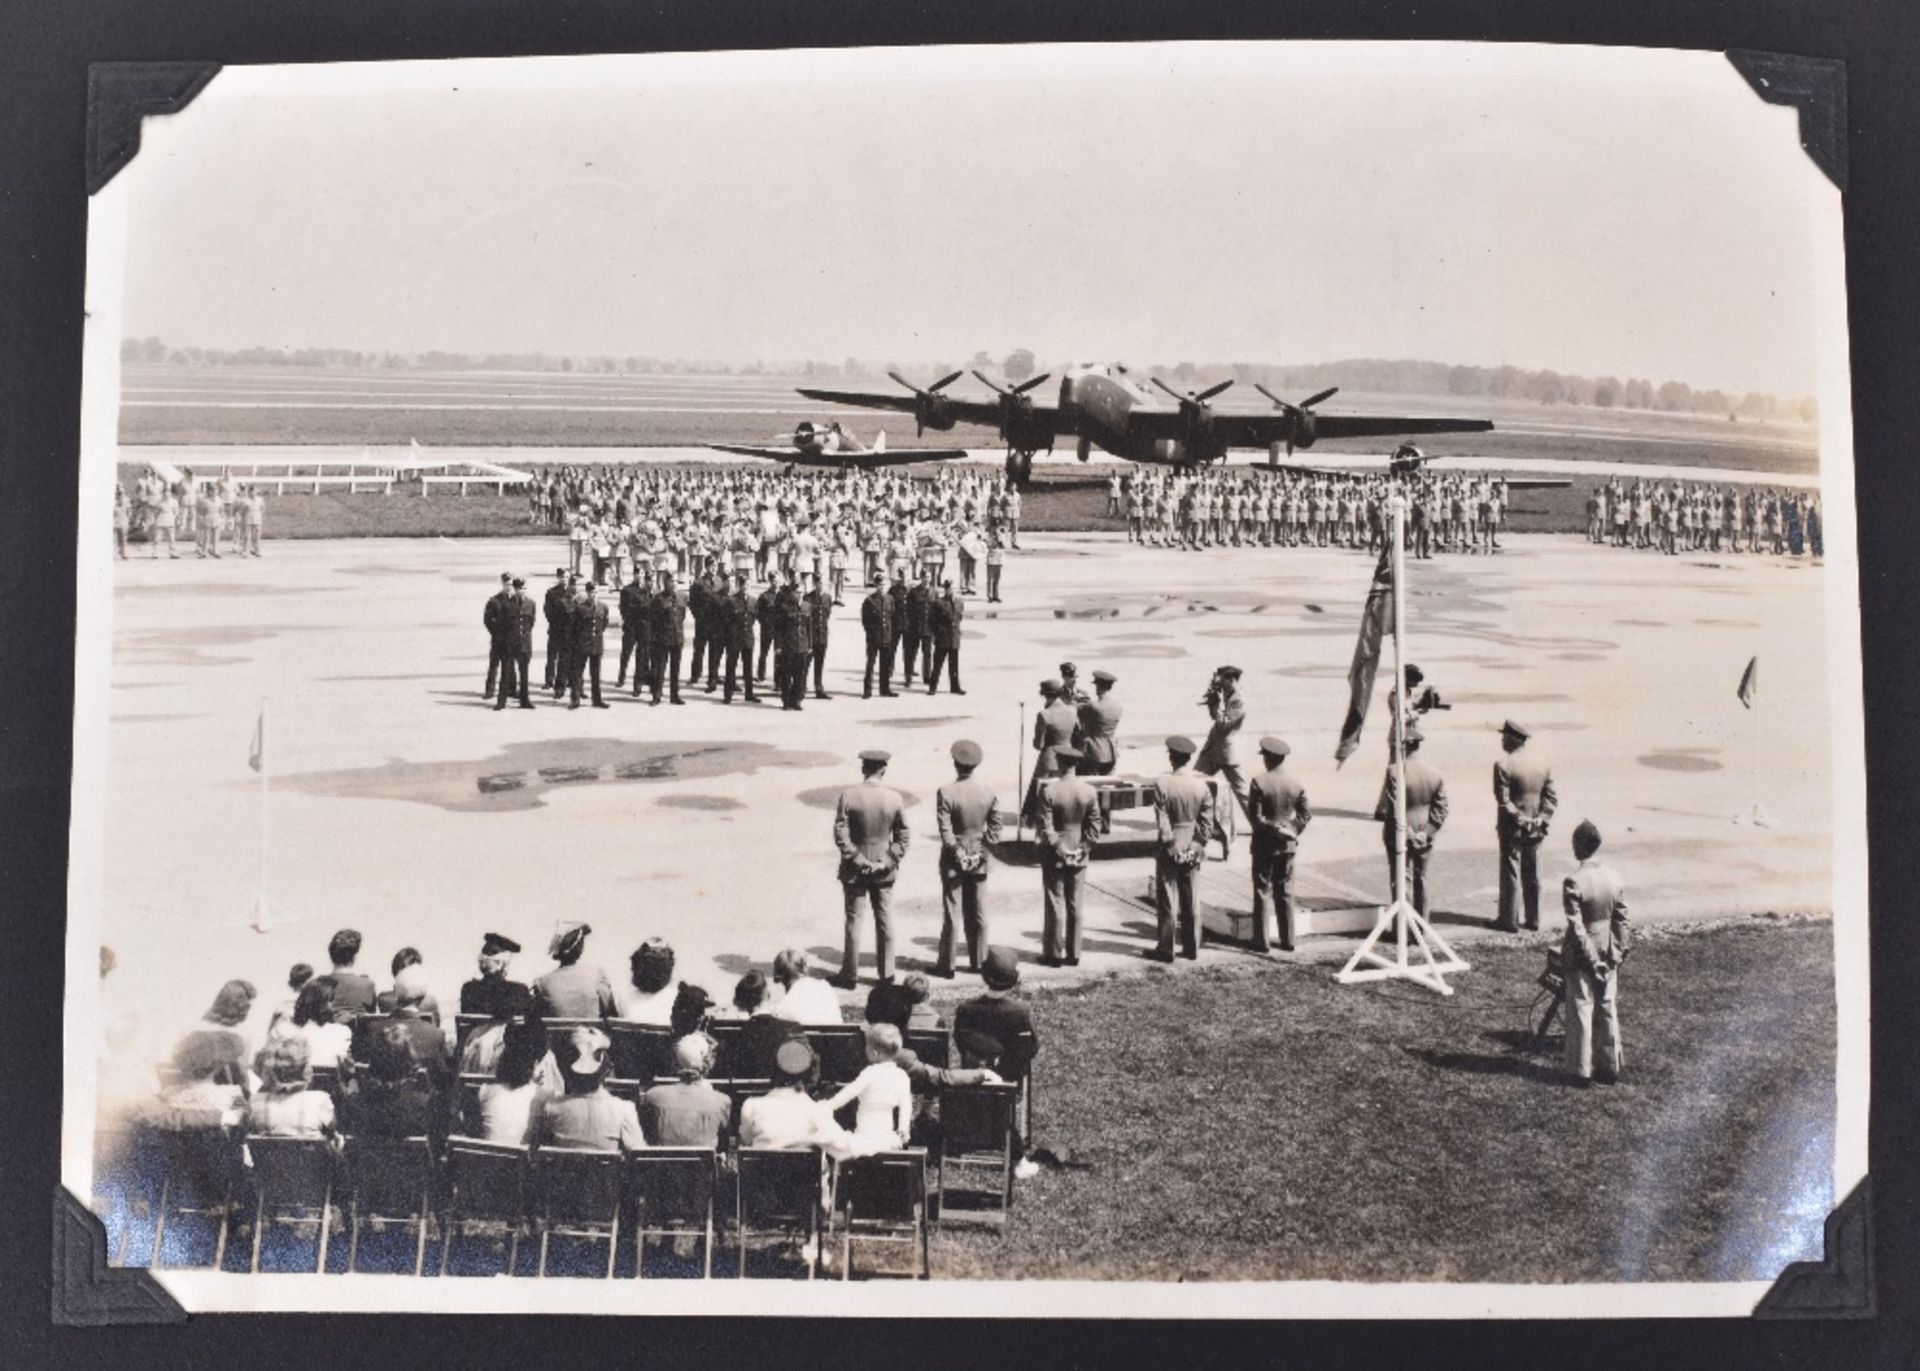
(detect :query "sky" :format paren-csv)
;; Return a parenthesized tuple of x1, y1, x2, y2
(115, 43, 1837, 397)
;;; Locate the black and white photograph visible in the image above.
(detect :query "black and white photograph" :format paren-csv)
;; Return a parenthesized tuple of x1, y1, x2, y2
(60, 41, 1867, 1317)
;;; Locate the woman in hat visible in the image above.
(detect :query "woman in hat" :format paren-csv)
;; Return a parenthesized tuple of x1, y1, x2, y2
(533, 1026, 645, 1153)
(532, 921, 619, 1020)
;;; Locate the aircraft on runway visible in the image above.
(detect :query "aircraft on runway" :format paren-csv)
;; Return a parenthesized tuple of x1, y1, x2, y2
(1282, 441, 1572, 491)
(795, 363, 1498, 485)
(706, 420, 970, 470)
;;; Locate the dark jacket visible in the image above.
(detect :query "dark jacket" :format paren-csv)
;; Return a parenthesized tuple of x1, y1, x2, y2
(861, 588, 894, 646)
(459, 976, 534, 1020)
(953, 994, 1039, 1082)
(650, 588, 688, 648)
(887, 583, 909, 641)
(905, 583, 931, 634)
(543, 582, 571, 633)
(483, 590, 513, 644)
(728, 591, 756, 650)
(505, 593, 537, 654)
(805, 591, 832, 647)
(571, 598, 610, 654)
(928, 592, 963, 648)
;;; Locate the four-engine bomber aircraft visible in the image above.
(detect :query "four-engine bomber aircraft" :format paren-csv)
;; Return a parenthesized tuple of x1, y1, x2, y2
(707, 420, 969, 470)
(796, 363, 1499, 485)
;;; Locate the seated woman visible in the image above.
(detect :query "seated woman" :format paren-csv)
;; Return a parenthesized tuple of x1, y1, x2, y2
(172, 979, 260, 1097)
(668, 982, 716, 1044)
(738, 1040, 873, 1160)
(147, 1032, 247, 1132)
(534, 1026, 645, 1153)
(463, 1018, 551, 1146)
(767, 948, 843, 1026)
(729, 971, 804, 1080)
(338, 1020, 447, 1148)
(290, 975, 352, 1070)
(246, 1036, 337, 1141)
(619, 937, 679, 1025)
(823, 1024, 913, 1150)
(375, 947, 444, 1024)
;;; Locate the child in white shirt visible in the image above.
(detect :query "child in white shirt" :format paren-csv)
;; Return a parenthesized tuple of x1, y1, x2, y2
(825, 1023, 913, 1148)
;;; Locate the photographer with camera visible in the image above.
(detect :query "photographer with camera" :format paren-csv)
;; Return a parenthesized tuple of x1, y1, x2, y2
(1194, 665, 1251, 860)
(1390, 663, 1451, 745)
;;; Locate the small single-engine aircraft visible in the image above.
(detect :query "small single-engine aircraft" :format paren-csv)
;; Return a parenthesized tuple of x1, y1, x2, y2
(1280, 441, 1571, 491)
(796, 362, 1500, 485)
(706, 420, 971, 470)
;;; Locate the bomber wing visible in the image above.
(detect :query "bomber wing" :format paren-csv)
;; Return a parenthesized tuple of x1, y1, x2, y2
(1208, 411, 1496, 449)
(704, 443, 972, 469)
(794, 386, 1018, 430)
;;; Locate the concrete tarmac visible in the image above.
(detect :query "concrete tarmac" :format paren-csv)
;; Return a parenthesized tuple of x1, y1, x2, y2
(94, 531, 1836, 1047)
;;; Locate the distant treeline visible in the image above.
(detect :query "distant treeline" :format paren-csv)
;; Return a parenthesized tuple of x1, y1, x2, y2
(120, 338, 1816, 422)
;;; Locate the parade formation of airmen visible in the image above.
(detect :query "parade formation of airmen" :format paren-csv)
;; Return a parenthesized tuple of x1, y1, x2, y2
(1585, 477, 1823, 557)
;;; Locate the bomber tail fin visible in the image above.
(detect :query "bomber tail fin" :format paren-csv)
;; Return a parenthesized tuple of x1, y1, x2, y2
(873, 430, 887, 454)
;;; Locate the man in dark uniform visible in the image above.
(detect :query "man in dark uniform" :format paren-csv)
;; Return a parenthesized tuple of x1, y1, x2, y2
(482, 571, 512, 698)
(649, 569, 688, 705)
(753, 580, 780, 684)
(1493, 719, 1558, 931)
(1247, 736, 1311, 952)
(722, 571, 759, 703)
(902, 578, 931, 688)
(926, 580, 966, 695)
(861, 572, 897, 698)
(617, 568, 652, 692)
(686, 570, 712, 690)
(1374, 724, 1448, 918)
(1036, 743, 1100, 966)
(705, 570, 731, 692)
(935, 739, 1002, 977)
(1058, 661, 1088, 707)
(831, 749, 912, 987)
(542, 567, 572, 691)
(805, 576, 834, 700)
(567, 581, 611, 709)
(775, 576, 811, 710)
(497, 576, 537, 710)
(886, 571, 909, 688)
(459, 932, 534, 1019)
(551, 575, 584, 700)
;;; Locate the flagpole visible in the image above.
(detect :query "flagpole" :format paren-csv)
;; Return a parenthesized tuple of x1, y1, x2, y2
(253, 696, 271, 932)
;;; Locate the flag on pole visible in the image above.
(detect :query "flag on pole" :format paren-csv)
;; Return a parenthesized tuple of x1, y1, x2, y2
(248, 706, 266, 773)
(1335, 549, 1396, 765)
(1737, 655, 1758, 710)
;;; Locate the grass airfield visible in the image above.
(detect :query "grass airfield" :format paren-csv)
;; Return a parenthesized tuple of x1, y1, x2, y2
(98, 529, 1834, 1038)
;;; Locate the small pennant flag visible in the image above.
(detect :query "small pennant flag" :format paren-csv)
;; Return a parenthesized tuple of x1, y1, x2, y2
(1737, 656, 1758, 710)
(1335, 549, 1396, 765)
(248, 706, 266, 773)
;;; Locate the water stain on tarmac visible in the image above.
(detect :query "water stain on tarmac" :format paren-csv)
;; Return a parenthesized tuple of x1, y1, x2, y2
(114, 626, 278, 667)
(1551, 652, 1605, 661)
(115, 582, 341, 598)
(1450, 692, 1572, 706)
(796, 785, 921, 811)
(1615, 618, 1666, 628)
(865, 715, 970, 730)
(324, 672, 464, 682)
(340, 564, 447, 577)
(1694, 618, 1761, 628)
(277, 737, 836, 813)
(657, 794, 744, 812)
(1638, 749, 1724, 773)
(1102, 643, 1187, 659)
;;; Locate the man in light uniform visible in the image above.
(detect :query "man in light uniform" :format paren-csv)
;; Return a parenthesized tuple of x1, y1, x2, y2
(1195, 664, 1250, 859)
(1561, 819, 1630, 1084)
(1374, 724, 1447, 919)
(934, 740, 1002, 978)
(832, 749, 912, 988)
(1024, 678, 1081, 826)
(1152, 735, 1216, 962)
(1247, 736, 1311, 953)
(1493, 719, 1558, 931)
(1037, 744, 1100, 966)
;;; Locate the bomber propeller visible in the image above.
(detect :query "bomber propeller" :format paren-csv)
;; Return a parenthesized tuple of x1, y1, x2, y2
(1254, 383, 1340, 455)
(1152, 376, 1234, 463)
(887, 369, 965, 436)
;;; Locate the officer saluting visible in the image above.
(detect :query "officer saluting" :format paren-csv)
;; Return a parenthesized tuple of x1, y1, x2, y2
(1493, 719, 1558, 931)
(1037, 743, 1101, 966)
(832, 749, 912, 988)
(935, 739, 1002, 977)
(1152, 735, 1216, 962)
(1247, 736, 1311, 952)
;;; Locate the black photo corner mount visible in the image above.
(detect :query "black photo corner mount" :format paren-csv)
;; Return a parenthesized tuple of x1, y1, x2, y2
(51, 1186, 187, 1327)
(1753, 1176, 1874, 1319)
(86, 61, 222, 196)
(1725, 49, 1848, 192)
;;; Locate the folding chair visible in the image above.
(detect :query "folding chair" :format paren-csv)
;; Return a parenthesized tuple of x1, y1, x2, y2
(440, 1138, 531, 1276)
(735, 1147, 825, 1279)
(348, 1013, 398, 1064)
(808, 1024, 869, 1087)
(1012, 1030, 1038, 1148)
(628, 1148, 719, 1278)
(151, 1127, 241, 1269)
(307, 1064, 342, 1102)
(905, 1026, 951, 1069)
(935, 1082, 1019, 1228)
(541, 1018, 602, 1057)
(345, 1134, 436, 1275)
(705, 1020, 745, 1082)
(835, 1149, 930, 1279)
(607, 1021, 675, 1093)
(1531, 946, 1568, 1050)
(452, 1013, 493, 1058)
(246, 1135, 338, 1273)
(533, 1147, 627, 1278)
